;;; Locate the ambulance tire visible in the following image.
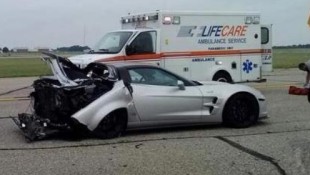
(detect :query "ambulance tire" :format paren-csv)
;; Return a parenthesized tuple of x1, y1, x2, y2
(212, 71, 232, 83)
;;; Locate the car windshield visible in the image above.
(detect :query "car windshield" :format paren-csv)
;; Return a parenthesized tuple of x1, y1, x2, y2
(93, 31, 133, 54)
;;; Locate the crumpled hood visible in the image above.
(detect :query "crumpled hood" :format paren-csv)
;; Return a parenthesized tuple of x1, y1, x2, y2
(68, 54, 118, 66)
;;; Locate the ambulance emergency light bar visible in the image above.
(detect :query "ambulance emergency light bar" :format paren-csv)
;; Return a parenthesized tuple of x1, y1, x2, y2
(121, 14, 181, 25)
(121, 14, 158, 24)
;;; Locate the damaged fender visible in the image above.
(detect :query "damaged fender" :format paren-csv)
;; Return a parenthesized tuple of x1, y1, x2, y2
(72, 81, 133, 131)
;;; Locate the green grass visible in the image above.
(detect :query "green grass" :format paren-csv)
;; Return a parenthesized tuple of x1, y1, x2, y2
(273, 48, 310, 69)
(0, 49, 309, 77)
(0, 52, 79, 78)
(0, 58, 51, 78)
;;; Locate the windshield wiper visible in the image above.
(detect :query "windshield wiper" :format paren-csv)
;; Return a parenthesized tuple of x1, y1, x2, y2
(92, 48, 118, 54)
(93, 48, 111, 53)
(99, 48, 109, 52)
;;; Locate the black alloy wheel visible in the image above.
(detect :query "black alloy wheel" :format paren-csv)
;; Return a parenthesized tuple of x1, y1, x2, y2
(94, 111, 127, 139)
(223, 93, 259, 128)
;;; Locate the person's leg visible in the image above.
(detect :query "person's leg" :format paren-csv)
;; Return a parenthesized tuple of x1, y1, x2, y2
(305, 71, 310, 88)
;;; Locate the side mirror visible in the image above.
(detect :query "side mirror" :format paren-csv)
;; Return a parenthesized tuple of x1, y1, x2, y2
(177, 80, 185, 90)
(125, 45, 135, 55)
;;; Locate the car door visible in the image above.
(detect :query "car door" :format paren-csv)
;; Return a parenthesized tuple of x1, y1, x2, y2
(128, 67, 203, 121)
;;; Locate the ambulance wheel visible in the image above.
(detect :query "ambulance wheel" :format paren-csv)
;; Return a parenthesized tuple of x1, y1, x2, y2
(212, 71, 232, 83)
(223, 92, 259, 128)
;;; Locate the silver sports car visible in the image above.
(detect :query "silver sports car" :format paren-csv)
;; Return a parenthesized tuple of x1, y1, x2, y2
(13, 53, 267, 141)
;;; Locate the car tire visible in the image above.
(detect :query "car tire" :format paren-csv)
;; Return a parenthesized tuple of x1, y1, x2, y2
(94, 111, 127, 139)
(212, 72, 232, 83)
(223, 93, 259, 128)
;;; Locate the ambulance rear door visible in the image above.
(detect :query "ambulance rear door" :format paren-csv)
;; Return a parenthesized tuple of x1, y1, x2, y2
(261, 25, 273, 72)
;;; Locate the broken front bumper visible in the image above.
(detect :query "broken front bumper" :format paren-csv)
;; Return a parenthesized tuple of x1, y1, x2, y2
(12, 113, 70, 141)
(13, 113, 90, 142)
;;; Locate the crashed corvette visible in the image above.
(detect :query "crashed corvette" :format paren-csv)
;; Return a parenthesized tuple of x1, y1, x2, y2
(13, 52, 267, 141)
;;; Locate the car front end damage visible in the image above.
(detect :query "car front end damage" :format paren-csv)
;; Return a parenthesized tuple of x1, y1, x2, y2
(13, 78, 100, 140)
(12, 52, 130, 141)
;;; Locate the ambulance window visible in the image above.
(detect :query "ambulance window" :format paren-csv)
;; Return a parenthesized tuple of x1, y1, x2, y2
(261, 27, 269, 44)
(94, 31, 132, 53)
(130, 31, 157, 54)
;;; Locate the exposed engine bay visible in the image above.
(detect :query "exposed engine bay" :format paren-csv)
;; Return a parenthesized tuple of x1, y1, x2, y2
(13, 52, 118, 141)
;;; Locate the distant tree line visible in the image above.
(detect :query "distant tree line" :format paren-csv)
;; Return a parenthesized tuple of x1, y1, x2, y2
(56, 45, 90, 52)
(273, 44, 310, 49)
(0, 47, 10, 56)
(0, 45, 91, 55)
(0, 47, 10, 53)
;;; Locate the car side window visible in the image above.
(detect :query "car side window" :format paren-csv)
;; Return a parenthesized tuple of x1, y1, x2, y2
(129, 68, 179, 86)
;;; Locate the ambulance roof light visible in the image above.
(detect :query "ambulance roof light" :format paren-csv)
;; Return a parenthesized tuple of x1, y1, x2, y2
(173, 16, 181, 24)
(245, 16, 260, 25)
(163, 16, 172, 24)
(253, 16, 260, 24)
(245, 16, 253, 24)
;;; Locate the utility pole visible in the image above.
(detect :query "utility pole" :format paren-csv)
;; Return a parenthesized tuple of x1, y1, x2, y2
(308, 13, 310, 28)
(83, 24, 86, 46)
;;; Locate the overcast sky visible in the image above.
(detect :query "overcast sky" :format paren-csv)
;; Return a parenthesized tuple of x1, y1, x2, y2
(0, 0, 309, 49)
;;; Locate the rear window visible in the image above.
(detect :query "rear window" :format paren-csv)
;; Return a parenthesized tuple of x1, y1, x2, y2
(261, 27, 269, 44)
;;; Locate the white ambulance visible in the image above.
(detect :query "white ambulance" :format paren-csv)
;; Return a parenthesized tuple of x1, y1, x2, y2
(69, 11, 272, 83)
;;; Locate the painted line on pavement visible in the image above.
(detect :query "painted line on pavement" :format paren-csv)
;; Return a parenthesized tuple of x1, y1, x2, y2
(0, 96, 30, 102)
